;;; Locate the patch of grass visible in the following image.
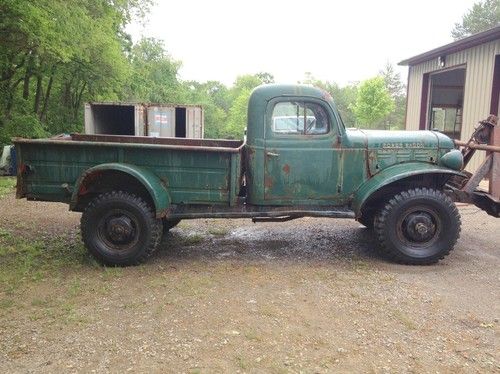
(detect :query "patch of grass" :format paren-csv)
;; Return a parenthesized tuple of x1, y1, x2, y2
(102, 266, 123, 279)
(208, 227, 229, 237)
(67, 278, 83, 297)
(0, 234, 88, 293)
(0, 228, 11, 239)
(31, 297, 51, 307)
(182, 234, 204, 246)
(0, 177, 16, 198)
(0, 298, 15, 309)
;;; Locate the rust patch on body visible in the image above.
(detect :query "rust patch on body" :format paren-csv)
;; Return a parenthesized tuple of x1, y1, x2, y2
(282, 164, 290, 174)
(264, 176, 274, 188)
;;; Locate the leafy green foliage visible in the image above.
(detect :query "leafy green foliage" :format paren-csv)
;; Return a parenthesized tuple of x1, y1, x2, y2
(0, 0, 148, 145)
(351, 77, 395, 128)
(0, 113, 47, 145)
(225, 88, 252, 139)
(379, 63, 406, 130)
(452, 0, 500, 40)
(122, 38, 184, 103)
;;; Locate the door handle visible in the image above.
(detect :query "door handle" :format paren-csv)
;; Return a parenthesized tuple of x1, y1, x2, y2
(266, 152, 280, 157)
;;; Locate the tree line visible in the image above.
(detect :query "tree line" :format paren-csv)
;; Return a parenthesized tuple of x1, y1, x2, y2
(1, 0, 497, 145)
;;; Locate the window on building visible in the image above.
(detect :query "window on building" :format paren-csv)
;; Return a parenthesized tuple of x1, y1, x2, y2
(271, 101, 329, 135)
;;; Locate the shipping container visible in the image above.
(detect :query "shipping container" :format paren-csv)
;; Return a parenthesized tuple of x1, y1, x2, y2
(147, 105, 204, 138)
(84, 102, 145, 136)
(84, 102, 204, 139)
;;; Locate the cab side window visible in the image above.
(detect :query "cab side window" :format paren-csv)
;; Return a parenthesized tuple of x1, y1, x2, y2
(271, 101, 329, 135)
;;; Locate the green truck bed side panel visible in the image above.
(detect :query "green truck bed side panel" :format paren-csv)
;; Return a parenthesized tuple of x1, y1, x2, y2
(352, 162, 465, 215)
(70, 163, 170, 215)
(15, 140, 241, 213)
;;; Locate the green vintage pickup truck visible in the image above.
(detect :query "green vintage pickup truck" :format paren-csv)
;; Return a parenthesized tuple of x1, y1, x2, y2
(15, 84, 468, 266)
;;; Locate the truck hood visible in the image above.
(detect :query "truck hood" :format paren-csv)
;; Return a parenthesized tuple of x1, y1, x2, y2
(359, 129, 439, 149)
(345, 128, 458, 175)
(345, 128, 455, 150)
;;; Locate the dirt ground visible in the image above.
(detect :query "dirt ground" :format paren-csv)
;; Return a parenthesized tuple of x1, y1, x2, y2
(0, 183, 499, 373)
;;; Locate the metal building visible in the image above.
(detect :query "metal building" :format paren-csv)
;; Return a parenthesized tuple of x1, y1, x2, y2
(399, 26, 500, 171)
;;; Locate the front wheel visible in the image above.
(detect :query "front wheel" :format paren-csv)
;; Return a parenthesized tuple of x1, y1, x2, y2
(81, 191, 163, 266)
(374, 188, 461, 265)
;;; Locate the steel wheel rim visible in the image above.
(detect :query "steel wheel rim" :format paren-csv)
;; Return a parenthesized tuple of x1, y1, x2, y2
(396, 206, 442, 249)
(97, 208, 140, 251)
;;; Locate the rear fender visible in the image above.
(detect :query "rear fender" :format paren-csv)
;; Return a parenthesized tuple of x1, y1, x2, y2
(70, 163, 170, 217)
(352, 163, 465, 217)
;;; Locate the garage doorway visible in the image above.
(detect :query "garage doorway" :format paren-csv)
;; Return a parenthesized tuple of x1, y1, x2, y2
(427, 67, 466, 139)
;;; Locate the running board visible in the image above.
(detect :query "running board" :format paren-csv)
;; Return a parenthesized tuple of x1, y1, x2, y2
(168, 204, 355, 220)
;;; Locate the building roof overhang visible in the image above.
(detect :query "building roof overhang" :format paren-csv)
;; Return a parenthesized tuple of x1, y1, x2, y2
(399, 25, 500, 66)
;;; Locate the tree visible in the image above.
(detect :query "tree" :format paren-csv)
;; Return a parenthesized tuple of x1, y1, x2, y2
(452, 0, 500, 40)
(379, 63, 405, 98)
(0, 0, 151, 142)
(123, 37, 183, 103)
(222, 73, 274, 139)
(379, 63, 406, 129)
(320, 82, 358, 128)
(225, 88, 252, 139)
(299, 72, 358, 127)
(351, 77, 395, 128)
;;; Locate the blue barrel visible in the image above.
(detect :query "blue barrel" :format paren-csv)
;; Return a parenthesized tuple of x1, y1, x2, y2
(10, 146, 16, 176)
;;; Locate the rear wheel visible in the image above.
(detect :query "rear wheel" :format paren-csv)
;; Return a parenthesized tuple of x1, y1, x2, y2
(81, 191, 162, 266)
(374, 188, 461, 265)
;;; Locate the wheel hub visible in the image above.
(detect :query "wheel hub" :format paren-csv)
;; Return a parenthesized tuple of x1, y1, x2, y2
(403, 212, 436, 242)
(106, 216, 135, 244)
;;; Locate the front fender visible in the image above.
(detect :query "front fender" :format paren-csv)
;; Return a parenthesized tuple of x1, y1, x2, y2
(70, 163, 170, 217)
(352, 162, 465, 216)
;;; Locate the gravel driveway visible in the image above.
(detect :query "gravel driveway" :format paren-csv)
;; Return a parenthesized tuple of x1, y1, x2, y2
(0, 185, 499, 373)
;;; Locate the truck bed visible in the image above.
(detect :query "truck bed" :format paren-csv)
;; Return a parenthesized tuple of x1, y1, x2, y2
(14, 134, 245, 207)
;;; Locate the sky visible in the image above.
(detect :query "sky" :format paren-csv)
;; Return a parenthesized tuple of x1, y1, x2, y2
(127, 0, 478, 87)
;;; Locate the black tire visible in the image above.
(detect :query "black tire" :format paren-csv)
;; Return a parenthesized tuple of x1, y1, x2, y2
(357, 213, 374, 229)
(374, 188, 461, 265)
(162, 218, 181, 232)
(81, 191, 162, 266)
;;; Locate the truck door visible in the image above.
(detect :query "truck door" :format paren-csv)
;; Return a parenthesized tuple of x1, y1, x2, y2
(264, 98, 343, 204)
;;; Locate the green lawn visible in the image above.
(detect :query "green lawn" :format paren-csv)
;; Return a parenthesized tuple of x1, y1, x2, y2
(0, 177, 16, 198)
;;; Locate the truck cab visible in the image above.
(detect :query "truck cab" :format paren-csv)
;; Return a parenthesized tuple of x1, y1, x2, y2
(245, 85, 461, 207)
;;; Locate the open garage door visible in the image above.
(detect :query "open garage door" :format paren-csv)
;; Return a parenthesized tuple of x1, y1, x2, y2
(427, 67, 466, 140)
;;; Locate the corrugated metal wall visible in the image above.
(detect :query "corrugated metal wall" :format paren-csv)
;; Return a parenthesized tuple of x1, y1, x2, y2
(405, 39, 500, 171)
